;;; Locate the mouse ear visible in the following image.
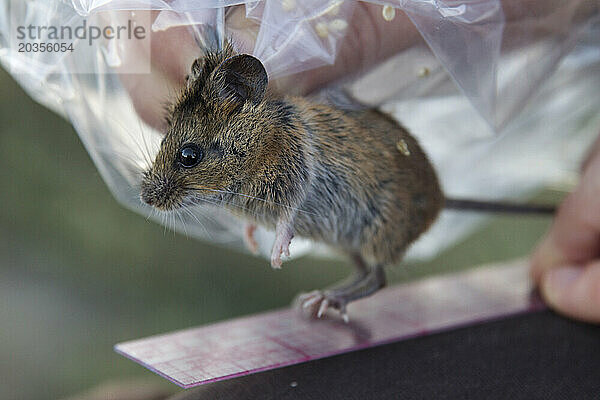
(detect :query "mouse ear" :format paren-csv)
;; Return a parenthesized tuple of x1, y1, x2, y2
(213, 54, 268, 107)
(185, 58, 203, 88)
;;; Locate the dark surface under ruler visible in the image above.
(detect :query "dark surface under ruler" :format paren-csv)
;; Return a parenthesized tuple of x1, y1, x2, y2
(169, 310, 600, 400)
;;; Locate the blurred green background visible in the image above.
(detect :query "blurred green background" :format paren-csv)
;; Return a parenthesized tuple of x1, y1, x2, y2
(0, 66, 559, 400)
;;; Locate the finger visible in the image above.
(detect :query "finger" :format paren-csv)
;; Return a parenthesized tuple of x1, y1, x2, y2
(274, 3, 422, 95)
(149, 24, 199, 86)
(531, 152, 600, 283)
(540, 262, 600, 323)
(115, 12, 182, 130)
(580, 133, 600, 173)
(119, 70, 176, 131)
(118, 12, 201, 130)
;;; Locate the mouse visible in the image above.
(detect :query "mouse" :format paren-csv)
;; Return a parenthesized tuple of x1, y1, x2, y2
(140, 45, 554, 322)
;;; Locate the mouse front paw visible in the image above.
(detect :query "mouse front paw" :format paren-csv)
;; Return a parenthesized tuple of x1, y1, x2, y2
(270, 220, 294, 269)
(270, 238, 291, 269)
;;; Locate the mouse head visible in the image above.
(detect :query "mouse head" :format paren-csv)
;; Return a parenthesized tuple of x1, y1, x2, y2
(140, 51, 269, 211)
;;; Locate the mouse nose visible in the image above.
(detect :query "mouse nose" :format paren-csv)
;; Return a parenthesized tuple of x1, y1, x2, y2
(140, 187, 155, 206)
(140, 177, 174, 208)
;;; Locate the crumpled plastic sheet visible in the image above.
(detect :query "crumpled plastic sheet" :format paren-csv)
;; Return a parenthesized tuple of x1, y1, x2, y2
(0, 0, 599, 261)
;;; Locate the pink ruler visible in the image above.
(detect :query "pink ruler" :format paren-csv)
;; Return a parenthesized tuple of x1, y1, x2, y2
(115, 260, 542, 388)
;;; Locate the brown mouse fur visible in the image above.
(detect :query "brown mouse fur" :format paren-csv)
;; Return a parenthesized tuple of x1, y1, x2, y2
(141, 45, 444, 320)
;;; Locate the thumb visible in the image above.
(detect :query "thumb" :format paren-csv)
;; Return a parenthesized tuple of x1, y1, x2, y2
(540, 263, 600, 323)
(531, 151, 600, 283)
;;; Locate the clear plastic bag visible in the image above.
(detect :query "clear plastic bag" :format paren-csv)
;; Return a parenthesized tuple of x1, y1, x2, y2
(1, 0, 599, 260)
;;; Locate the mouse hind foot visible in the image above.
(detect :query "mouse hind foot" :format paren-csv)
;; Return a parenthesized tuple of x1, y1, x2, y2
(296, 256, 386, 323)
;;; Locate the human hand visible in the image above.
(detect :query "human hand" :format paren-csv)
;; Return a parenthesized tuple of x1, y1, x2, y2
(122, 1, 594, 130)
(121, 4, 422, 130)
(531, 133, 600, 323)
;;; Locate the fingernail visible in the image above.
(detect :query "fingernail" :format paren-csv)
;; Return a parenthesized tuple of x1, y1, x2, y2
(531, 235, 565, 282)
(542, 266, 582, 306)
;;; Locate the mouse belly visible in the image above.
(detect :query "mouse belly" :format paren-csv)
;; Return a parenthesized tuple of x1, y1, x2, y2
(293, 161, 442, 265)
(293, 187, 368, 250)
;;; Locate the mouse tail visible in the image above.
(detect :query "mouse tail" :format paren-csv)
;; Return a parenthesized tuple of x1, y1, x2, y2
(444, 198, 556, 215)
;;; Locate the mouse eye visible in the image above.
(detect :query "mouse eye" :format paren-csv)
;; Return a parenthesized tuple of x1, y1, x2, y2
(178, 144, 203, 168)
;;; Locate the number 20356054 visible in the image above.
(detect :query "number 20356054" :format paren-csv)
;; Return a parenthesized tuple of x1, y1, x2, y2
(18, 42, 74, 53)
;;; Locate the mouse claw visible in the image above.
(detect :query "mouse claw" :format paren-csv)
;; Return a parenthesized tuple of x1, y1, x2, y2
(297, 290, 319, 302)
(342, 314, 349, 324)
(270, 246, 286, 269)
(270, 239, 288, 270)
(317, 299, 329, 318)
(270, 220, 294, 270)
(270, 256, 282, 270)
(299, 291, 322, 309)
(340, 306, 349, 324)
(296, 290, 350, 323)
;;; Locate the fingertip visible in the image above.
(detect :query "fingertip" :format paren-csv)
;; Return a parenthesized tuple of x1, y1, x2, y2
(530, 233, 565, 284)
(541, 264, 600, 324)
(541, 266, 581, 306)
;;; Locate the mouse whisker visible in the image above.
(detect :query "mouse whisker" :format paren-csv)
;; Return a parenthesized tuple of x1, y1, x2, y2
(164, 210, 171, 234)
(180, 197, 256, 241)
(165, 209, 175, 235)
(185, 189, 280, 221)
(96, 146, 140, 167)
(170, 211, 178, 237)
(145, 205, 156, 222)
(201, 194, 266, 221)
(105, 114, 156, 170)
(158, 209, 167, 235)
(182, 194, 252, 222)
(175, 208, 189, 238)
(179, 205, 211, 238)
(136, 115, 159, 171)
(185, 186, 320, 217)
